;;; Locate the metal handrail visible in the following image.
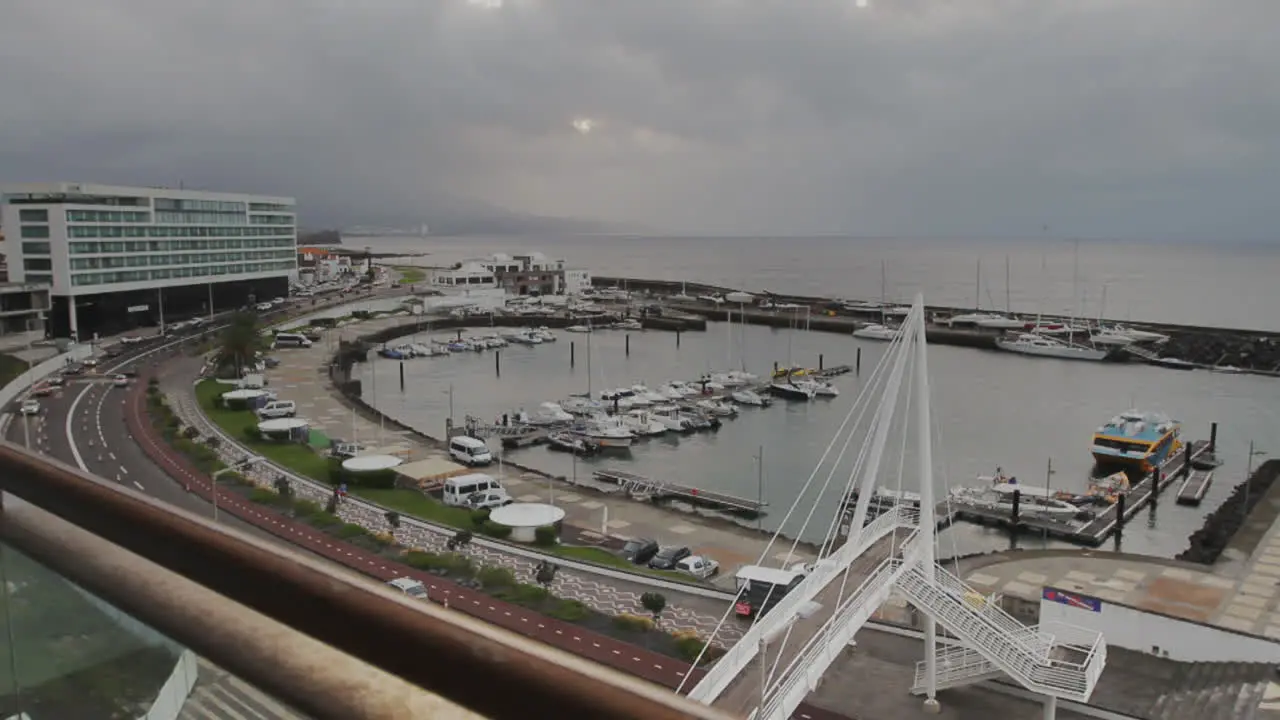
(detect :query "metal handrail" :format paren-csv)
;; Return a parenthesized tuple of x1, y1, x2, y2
(0, 441, 733, 720)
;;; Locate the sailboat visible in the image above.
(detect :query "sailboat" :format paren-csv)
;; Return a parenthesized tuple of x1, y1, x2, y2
(671, 281, 695, 302)
(853, 261, 902, 341)
(975, 257, 1026, 329)
(996, 243, 1108, 361)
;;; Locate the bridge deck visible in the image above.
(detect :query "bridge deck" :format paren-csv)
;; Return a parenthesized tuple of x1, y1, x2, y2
(713, 532, 909, 717)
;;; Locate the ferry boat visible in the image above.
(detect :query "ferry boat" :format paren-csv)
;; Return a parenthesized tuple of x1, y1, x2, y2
(1091, 409, 1182, 473)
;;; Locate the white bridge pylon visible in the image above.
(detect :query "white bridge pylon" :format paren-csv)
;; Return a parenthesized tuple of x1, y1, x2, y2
(682, 295, 1107, 720)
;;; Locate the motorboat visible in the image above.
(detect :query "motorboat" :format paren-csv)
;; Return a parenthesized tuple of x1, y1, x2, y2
(956, 474, 1083, 518)
(561, 397, 605, 416)
(809, 381, 839, 397)
(507, 332, 541, 346)
(947, 312, 998, 326)
(730, 389, 772, 407)
(706, 370, 757, 387)
(974, 315, 1027, 330)
(662, 381, 701, 398)
(614, 319, 643, 331)
(852, 324, 899, 341)
(598, 388, 639, 410)
(1092, 409, 1181, 473)
(409, 343, 445, 357)
(678, 409, 718, 430)
(621, 409, 668, 436)
(526, 402, 575, 426)
(995, 333, 1108, 361)
(547, 431, 599, 455)
(378, 347, 408, 359)
(532, 327, 556, 342)
(769, 381, 816, 400)
(565, 325, 592, 333)
(695, 399, 737, 417)
(1149, 356, 1197, 371)
(1210, 365, 1244, 374)
(630, 385, 668, 405)
(578, 416, 636, 448)
(650, 404, 694, 432)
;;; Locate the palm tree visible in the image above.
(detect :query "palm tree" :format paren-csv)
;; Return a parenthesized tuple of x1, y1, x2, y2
(219, 311, 262, 375)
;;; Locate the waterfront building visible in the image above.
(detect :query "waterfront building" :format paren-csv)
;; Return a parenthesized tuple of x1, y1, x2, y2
(431, 261, 499, 290)
(467, 251, 591, 296)
(0, 183, 297, 339)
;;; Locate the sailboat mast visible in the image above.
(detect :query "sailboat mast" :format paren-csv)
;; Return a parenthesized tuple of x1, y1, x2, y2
(880, 260, 887, 324)
(1069, 239, 1080, 344)
(1005, 255, 1012, 314)
(975, 259, 981, 311)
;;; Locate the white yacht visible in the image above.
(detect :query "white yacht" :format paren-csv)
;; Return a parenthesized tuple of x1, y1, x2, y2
(599, 388, 639, 410)
(1088, 328, 1136, 347)
(614, 319, 643, 331)
(695, 398, 737, 417)
(662, 381, 700, 399)
(532, 327, 556, 342)
(565, 324, 592, 333)
(561, 397, 604, 416)
(579, 415, 636, 447)
(650, 404, 693, 432)
(526, 402, 574, 426)
(955, 480, 1082, 518)
(853, 324, 900, 341)
(769, 380, 817, 400)
(621, 409, 667, 436)
(974, 315, 1026, 329)
(631, 384, 668, 405)
(730, 389, 771, 406)
(809, 380, 839, 397)
(995, 333, 1108, 361)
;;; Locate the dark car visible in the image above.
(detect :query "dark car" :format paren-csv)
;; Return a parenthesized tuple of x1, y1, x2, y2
(620, 538, 660, 565)
(648, 545, 692, 570)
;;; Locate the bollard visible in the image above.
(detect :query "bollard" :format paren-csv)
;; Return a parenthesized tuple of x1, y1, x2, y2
(1010, 489, 1021, 531)
(1115, 493, 1127, 540)
(495, 350, 501, 378)
(570, 341, 575, 368)
(1152, 470, 1161, 504)
(399, 361, 405, 391)
(625, 334, 630, 357)
(856, 347, 862, 374)
(1184, 444, 1192, 476)
(456, 329, 463, 341)
(819, 353, 824, 371)
(1209, 422, 1218, 453)
(676, 330, 681, 349)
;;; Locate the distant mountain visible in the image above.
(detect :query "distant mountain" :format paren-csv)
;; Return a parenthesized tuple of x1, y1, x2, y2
(297, 229, 341, 245)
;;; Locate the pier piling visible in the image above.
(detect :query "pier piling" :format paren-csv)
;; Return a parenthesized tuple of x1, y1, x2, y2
(495, 350, 501, 377)
(856, 348, 862, 375)
(1010, 489, 1021, 529)
(676, 330, 681, 349)
(625, 334, 630, 357)
(1152, 470, 1161, 506)
(773, 361, 779, 377)
(819, 353, 824, 371)
(1115, 493, 1127, 542)
(570, 341, 575, 368)
(1184, 444, 1193, 476)
(398, 361, 405, 391)
(1210, 422, 1219, 452)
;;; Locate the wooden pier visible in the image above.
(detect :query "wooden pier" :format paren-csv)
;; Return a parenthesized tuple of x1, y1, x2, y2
(1176, 469, 1214, 506)
(950, 439, 1212, 547)
(592, 468, 766, 517)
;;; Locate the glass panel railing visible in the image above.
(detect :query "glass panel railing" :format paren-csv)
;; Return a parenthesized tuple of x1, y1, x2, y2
(0, 540, 308, 720)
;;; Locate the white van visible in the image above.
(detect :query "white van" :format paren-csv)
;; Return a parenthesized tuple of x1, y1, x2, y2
(442, 473, 503, 507)
(256, 400, 297, 419)
(449, 436, 492, 466)
(272, 332, 312, 349)
(386, 577, 427, 599)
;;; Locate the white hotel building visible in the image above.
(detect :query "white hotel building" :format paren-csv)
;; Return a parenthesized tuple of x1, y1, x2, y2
(0, 183, 296, 339)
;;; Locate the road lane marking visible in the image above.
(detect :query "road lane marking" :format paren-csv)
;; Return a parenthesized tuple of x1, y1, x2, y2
(134, 481, 145, 491)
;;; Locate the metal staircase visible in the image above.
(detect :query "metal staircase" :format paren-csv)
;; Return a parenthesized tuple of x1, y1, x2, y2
(910, 644, 1004, 694)
(893, 561, 1107, 703)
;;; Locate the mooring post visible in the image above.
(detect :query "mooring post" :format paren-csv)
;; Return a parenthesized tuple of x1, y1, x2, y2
(819, 353, 824, 371)
(456, 329, 462, 341)
(399, 361, 405, 391)
(1184, 444, 1193, 476)
(1152, 470, 1161, 505)
(570, 341, 575, 368)
(856, 347, 862, 374)
(625, 334, 630, 357)
(676, 330, 681, 349)
(1115, 493, 1127, 542)
(1210, 422, 1218, 453)
(1010, 489, 1021, 531)
(495, 350, 501, 378)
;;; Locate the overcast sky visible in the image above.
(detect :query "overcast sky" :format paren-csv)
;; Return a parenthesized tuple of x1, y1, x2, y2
(1, 1, 1277, 238)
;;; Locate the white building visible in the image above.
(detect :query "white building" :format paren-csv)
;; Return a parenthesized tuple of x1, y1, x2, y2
(562, 268, 592, 295)
(0, 183, 296, 339)
(431, 261, 498, 290)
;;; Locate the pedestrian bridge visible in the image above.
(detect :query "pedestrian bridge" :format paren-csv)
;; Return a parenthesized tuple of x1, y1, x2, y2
(681, 296, 1107, 720)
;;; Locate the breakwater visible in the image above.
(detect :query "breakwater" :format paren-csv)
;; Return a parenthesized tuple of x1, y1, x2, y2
(1176, 459, 1280, 565)
(596, 276, 1280, 374)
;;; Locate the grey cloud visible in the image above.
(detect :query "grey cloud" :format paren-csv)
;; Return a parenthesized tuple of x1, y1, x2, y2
(1, 0, 1278, 237)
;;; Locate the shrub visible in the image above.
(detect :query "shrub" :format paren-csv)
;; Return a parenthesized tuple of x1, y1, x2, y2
(533, 525, 558, 547)
(477, 566, 517, 590)
(440, 553, 475, 578)
(481, 521, 512, 539)
(509, 583, 550, 605)
(547, 599, 590, 622)
(292, 499, 322, 516)
(404, 551, 440, 571)
(336, 523, 368, 540)
(248, 488, 279, 504)
(182, 426, 200, 440)
(674, 635, 723, 664)
(221, 471, 251, 487)
(244, 424, 262, 441)
(470, 508, 491, 528)
(307, 511, 343, 529)
(612, 614, 654, 632)
(205, 435, 221, 450)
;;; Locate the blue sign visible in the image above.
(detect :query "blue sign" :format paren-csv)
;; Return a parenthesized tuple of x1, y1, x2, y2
(1042, 587, 1102, 613)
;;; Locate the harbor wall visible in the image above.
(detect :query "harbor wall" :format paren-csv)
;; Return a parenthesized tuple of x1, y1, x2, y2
(1039, 589, 1280, 663)
(595, 275, 1280, 374)
(1177, 459, 1280, 566)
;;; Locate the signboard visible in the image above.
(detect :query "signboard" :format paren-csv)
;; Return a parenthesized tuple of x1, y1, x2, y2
(1042, 587, 1102, 613)
(127, 304, 149, 313)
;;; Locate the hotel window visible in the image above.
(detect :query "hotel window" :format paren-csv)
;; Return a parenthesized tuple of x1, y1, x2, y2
(20, 225, 50, 239)
(23, 258, 53, 272)
(24, 273, 53, 284)
(19, 209, 48, 222)
(22, 242, 51, 255)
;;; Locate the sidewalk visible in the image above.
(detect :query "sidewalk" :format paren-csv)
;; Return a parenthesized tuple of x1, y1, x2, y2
(267, 313, 816, 585)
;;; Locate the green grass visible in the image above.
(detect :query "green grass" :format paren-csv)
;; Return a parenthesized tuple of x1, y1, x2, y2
(195, 379, 332, 479)
(353, 487, 476, 527)
(554, 546, 693, 582)
(393, 266, 426, 284)
(0, 352, 31, 389)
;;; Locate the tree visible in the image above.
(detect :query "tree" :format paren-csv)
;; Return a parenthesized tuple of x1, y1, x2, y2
(535, 561, 558, 588)
(219, 311, 262, 375)
(641, 592, 667, 625)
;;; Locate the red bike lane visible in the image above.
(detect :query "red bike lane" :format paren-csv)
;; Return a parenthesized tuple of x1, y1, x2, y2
(122, 378, 707, 690)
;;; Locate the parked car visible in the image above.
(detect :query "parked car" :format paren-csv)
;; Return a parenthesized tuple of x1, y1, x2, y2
(649, 546, 693, 570)
(464, 489, 513, 510)
(19, 399, 40, 416)
(255, 400, 297, 419)
(620, 538, 660, 565)
(675, 555, 720, 579)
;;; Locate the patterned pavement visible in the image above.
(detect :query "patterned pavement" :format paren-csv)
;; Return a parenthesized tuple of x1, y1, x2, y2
(179, 658, 309, 720)
(165, 382, 743, 644)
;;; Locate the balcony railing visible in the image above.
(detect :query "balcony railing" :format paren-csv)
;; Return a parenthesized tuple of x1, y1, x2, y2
(0, 441, 731, 720)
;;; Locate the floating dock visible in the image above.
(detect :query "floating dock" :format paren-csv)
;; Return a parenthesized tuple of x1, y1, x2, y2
(1176, 469, 1214, 506)
(950, 440, 1212, 546)
(592, 468, 766, 517)
(838, 488, 956, 535)
(468, 424, 549, 449)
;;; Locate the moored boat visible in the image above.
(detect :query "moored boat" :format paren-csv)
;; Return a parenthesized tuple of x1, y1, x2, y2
(1091, 409, 1181, 473)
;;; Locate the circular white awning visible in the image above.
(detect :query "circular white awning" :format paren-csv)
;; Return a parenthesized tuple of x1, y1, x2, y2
(488, 503, 567, 529)
(258, 418, 310, 433)
(222, 389, 268, 401)
(341, 454, 404, 473)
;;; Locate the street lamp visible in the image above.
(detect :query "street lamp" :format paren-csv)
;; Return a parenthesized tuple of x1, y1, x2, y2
(212, 456, 262, 523)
